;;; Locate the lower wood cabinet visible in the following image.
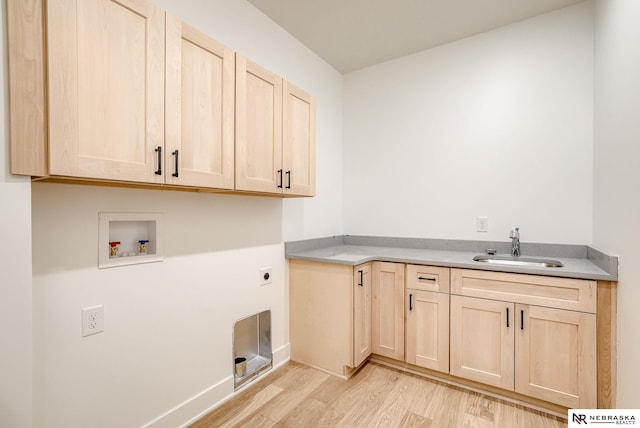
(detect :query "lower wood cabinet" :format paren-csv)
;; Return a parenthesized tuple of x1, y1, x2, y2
(405, 264, 450, 373)
(515, 304, 596, 408)
(288, 260, 371, 377)
(371, 262, 405, 360)
(353, 263, 372, 367)
(288, 261, 608, 410)
(450, 295, 514, 389)
(450, 269, 597, 409)
(406, 289, 450, 372)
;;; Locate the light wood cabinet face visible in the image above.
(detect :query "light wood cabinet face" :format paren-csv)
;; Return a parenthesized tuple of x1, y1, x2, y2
(289, 260, 352, 377)
(353, 263, 372, 367)
(283, 81, 316, 196)
(165, 16, 234, 188)
(48, 0, 165, 182)
(451, 269, 596, 313)
(288, 262, 606, 408)
(405, 289, 449, 373)
(235, 54, 283, 193)
(372, 262, 405, 360)
(451, 270, 598, 408)
(515, 304, 596, 408)
(406, 265, 450, 293)
(450, 295, 515, 390)
(7, 0, 47, 176)
(10, 0, 316, 196)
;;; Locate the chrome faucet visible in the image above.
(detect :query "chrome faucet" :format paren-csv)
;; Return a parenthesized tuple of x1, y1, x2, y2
(509, 227, 520, 257)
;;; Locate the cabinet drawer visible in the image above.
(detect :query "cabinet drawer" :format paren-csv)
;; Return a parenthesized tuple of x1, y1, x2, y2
(451, 269, 596, 313)
(406, 265, 450, 293)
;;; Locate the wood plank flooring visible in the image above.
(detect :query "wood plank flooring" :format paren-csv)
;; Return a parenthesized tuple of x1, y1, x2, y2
(190, 361, 566, 427)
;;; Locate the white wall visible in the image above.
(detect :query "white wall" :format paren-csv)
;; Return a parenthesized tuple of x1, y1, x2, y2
(28, 1, 343, 427)
(594, 0, 640, 409)
(343, 2, 594, 245)
(0, 0, 34, 426)
(32, 185, 289, 427)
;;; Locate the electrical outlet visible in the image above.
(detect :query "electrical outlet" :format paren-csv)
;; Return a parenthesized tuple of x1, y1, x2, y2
(259, 267, 273, 286)
(476, 216, 489, 232)
(82, 305, 104, 337)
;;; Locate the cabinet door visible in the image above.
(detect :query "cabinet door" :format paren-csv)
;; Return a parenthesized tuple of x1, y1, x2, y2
(515, 304, 596, 408)
(48, 0, 165, 183)
(353, 264, 372, 367)
(372, 262, 405, 360)
(450, 296, 514, 390)
(235, 54, 283, 193)
(282, 81, 316, 196)
(165, 15, 234, 189)
(406, 290, 449, 373)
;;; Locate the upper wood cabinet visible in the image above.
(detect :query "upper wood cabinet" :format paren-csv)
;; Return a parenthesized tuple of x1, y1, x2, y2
(236, 54, 316, 196)
(235, 55, 283, 193)
(48, 0, 165, 183)
(283, 81, 316, 196)
(165, 15, 235, 189)
(8, 0, 315, 196)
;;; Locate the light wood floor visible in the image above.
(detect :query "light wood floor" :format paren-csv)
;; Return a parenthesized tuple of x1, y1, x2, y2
(190, 361, 566, 428)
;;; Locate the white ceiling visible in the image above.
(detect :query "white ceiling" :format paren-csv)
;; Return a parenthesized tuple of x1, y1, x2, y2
(248, 0, 586, 73)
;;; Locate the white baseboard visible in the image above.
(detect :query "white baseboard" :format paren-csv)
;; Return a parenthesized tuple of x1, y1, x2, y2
(143, 343, 291, 428)
(272, 342, 290, 367)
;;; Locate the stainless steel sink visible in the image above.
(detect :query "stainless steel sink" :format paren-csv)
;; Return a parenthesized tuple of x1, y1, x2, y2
(473, 255, 564, 268)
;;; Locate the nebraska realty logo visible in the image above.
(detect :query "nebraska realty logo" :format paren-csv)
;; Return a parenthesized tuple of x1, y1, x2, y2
(569, 409, 639, 426)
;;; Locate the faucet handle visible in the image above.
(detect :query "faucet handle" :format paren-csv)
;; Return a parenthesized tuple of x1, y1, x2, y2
(509, 226, 520, 239)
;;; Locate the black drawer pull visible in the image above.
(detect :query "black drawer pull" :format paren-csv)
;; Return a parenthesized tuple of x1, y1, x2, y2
(172, 149, 179, 177)
(521, 310, 524, 330)
(409, 294, 413, 311)
(418, 276, 436, 282)
(506, 307, 510, 328)
(155, 146, 162, 175)
(277, 169, 283, 188)
(358, 270, 363, 287)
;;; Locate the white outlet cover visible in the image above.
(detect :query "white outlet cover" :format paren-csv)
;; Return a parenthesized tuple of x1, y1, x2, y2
(259, 267, 273, 286)
(82, 305, 104, 337)
(476, 216, 489, 233)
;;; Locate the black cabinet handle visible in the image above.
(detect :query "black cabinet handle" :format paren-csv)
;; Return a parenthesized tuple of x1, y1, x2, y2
(358, 270, 363, 287)
(418, 276, 436, 282)
(277, 169, 283, 188)
(285, 170, 291, 189)
(409, 294, 413, 311)
(521, 310, 524, 330)
(172, 150, 179, 177)
(506, 307, 510, 328)
(155, 146, 162, 175)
